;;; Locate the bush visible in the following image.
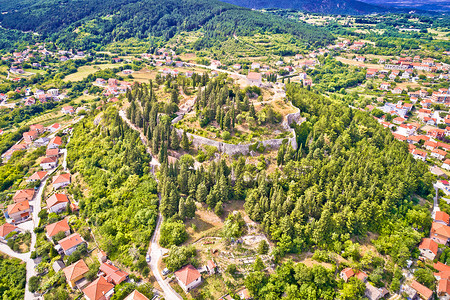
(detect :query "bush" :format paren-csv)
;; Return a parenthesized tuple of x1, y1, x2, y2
(28, 276, 40, 293)
(159, 220, 188, 247)
(257, 240, 269, 255)
(164, 245, 197, 272)
(222, 131, 231, 141)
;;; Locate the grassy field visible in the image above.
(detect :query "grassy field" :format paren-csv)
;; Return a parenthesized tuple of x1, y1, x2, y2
(63, 63, 124, 82)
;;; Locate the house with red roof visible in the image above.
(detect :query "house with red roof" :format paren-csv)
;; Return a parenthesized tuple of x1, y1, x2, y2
(46, 148, 60, 158)
(438, 279, 450, 299)
(61, 106, 75, 115)
(46, 194, 69, 213)
(431, 222, 450, 245)
(340, 268, 355, 282)
(124, 290, 149, 300)
(411, 149, 427, 161)
(174, 264, 202, 292)
(435, 211, 450, 225)
(40, 156, 58, 170)
(99, 262, 129, 285)
(6, 200, 30, 222)
(82, 276, 114, 300)
(23, 130, 38, 144)
(45, 219, 70, 240)
(0, 223, 19, 241)
(410, 280, 433, 300)
(247, 72, 262, 87)
(63, 259, 89, 289)
(205, 260, 217, 275)
(48, 123, 61, 133)
(27, 171, 47, 183)
(13, 189, 35, 203)
(48, 136, 62, 149)
(432, 149, 447, 161)
(52, 173, 71, 189)
(434, 262, 450, 280)
(425, 141, 438, 151)
(58, 233, 85, 256)
(419, 238, 439, 260)
(30, 124, 44, 134)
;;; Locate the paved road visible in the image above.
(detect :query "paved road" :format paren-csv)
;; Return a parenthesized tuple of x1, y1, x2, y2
(148, 207, 181, 300)
(118, 109, 182, 299)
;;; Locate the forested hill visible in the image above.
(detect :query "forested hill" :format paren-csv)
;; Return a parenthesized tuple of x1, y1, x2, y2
(219, 0, 390, 15)
(0, 0, 333, 49)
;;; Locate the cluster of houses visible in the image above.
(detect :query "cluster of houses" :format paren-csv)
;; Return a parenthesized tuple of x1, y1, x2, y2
(1, 123, 62, 162)
(411, 210, 450, 299)
(93, 78, 133, 97)
(59, 249, 139, 300)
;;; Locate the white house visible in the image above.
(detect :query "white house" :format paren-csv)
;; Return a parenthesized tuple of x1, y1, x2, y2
(52, 173, 71, 189)
(58, 233, 85, 256)
(418, 238, 438, 260)
(174, 264, 202, 292)
(247, 72, 262, 87)
(46, 193, 69, 213)
(40, 157, 58, 170)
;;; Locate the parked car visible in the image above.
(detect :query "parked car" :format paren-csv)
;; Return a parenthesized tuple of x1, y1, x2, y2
(146, 254, 151, 263)
(162, 268, 170, 276)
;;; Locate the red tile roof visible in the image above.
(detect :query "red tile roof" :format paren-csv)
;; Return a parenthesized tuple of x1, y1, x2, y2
(49, 136, 62, 146)
(13, 189, 35, 202)
(411, 280, 433, 299)
(174, 264, 201, 286)
(436, 211, 450, 225)
(0, 223, 18, 238)
(82, 276, 114, 300)
(28, 171, 47, 181)
(41, 156, 57, 164)
(419, 238, 438, 255)
(438, 279, 450, 295)
(432, 222, 450, 239)
(7, 200, 29, 215)
(124, 290, 149, 300)
(58, 233, 84, 251)
(100, 262, 129, 285)
(45, 219, 70, 238)
(52, 173, 71, 185)
(46, 193, 69, 209)
(63, 259, 89, 281)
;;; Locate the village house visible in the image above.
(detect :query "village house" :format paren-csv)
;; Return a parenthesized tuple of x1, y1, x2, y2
(46, 218, 71, 240)
(99, 262, 129, 285)
(206, 260, 217, 275)
(46, 147, 60, 158)
(63, 259, 89, 289)
(251, 62, 260, 70)
(434, 262, 450, 281)
(82, 276, 114, 300)
(438, 279, 450, 300)
(6, 200, 30, 222)
(210, 60, 221, 69)
(410, 280, 433, 300)
(46, 193, 69, 213)
(30, 124, 45, 134)
(48, 136, 62, 149)
(340, 268, 354, 282)
(27, 171, 47, 183)
(364, 282, 388, 300)
(58, 233, 85, 256)
(13, 189, 35, 203)
(431, 222, 450, 245)
(425, 141, 438, 151)
(61, 106, 75, 115)
(419, 238, 439, 260)
(380, 82, 390, 91)
(432, 149, 447, 160)
(443, 159, 450, 170)
(52, 173, 71, 189)
(247, 72, 262, 87)
(0, 223, 19, 242)
(435, 211, 450, 225)
(124, 290, 149, 300)
(174, 264, 202, 292)
(23, 130, 39, 144)
(41, 156, 58, 170)
(34, 137, 50, 147)
(411, 149, 427, 161)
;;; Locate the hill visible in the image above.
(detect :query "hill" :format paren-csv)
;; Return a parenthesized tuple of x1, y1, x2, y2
(360, 0, 450, 13)
(0, 0, 333, 50)
(219, 0, 390, 15)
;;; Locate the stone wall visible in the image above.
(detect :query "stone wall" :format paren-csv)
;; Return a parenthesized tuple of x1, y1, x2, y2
(174, 103, 302, 156)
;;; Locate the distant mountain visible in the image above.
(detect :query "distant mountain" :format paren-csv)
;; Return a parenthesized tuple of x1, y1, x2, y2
(219, 0, 391, 15)
(360, 0, 450, 13)
(0, 0, 334, 49)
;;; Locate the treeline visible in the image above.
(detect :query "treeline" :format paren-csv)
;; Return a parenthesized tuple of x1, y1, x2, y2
(0, 0, 333, 50)
(67, 108, 158, 271)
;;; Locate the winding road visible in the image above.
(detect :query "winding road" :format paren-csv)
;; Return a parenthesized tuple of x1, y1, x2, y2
(119, 109, 183, 300)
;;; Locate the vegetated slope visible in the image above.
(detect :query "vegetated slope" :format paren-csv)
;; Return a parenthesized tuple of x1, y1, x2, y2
(0, 0, 333, 49)
(220, 0, 389, 15)
(67, 108, 159, 270)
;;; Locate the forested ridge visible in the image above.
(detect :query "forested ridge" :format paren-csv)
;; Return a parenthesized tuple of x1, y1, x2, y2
(0, 0, 333, 50)
(67, 108, 158, 272)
